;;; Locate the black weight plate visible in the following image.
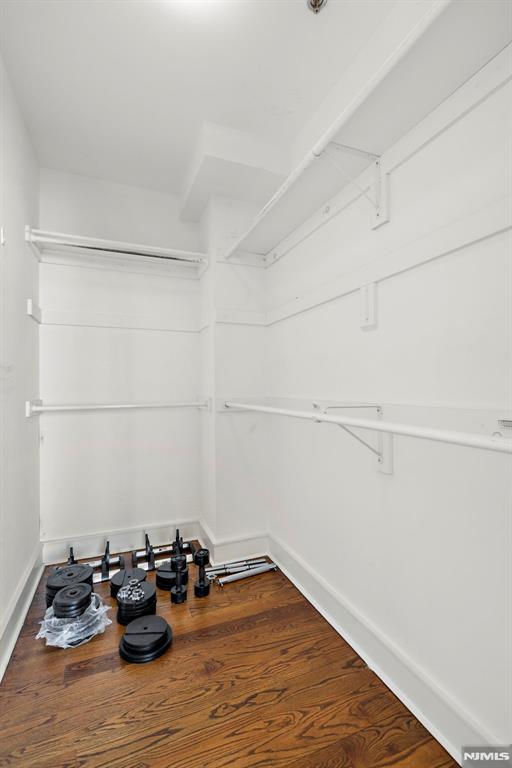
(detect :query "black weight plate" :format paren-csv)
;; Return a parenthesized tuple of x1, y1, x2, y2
(46, 564, 94, 606)
(155, 561, 188, 589)
(194, 548, 210, 567)
(155, 561, 176, 590)
(53, 583, 92, 618)
(194, 580, 210, 598)
(116, 581, 155, 606)
(47, 564, 94, 591)
(119, 616, 172, 663)
(116, 581, 157, 625)
(110, 568, 147, 597)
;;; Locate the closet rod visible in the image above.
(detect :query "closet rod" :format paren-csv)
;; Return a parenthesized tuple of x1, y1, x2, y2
(27, 400, 208, 416)
(224, 402, 512, 455)
(26, 228, 207, 265)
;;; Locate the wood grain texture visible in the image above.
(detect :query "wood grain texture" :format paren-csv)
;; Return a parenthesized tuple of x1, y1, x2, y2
(0, 552, 457, 768)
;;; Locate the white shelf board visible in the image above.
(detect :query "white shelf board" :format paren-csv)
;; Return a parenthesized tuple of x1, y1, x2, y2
(26, 227, 207, 270)
(226, 0, 512, 261)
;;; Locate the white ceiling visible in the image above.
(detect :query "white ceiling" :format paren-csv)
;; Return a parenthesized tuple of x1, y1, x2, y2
(0, 0, 394, 198)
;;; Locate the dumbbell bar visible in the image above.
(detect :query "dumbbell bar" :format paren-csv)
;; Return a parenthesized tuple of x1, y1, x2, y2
(69, 541, 135, 583)
(205, 557, 267, 573)
(92, 556, 192, 585)
(217, 563, 277, 586)
(205, 558, 267, 579)
(131, 530, 194, 570)
(206, 563, 269, 581)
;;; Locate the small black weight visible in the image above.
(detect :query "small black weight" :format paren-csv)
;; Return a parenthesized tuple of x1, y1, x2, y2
(110, 567, 146, 597)
(155, 561, 176, 590)
(194, 548, 210, 598)
(46, 564, 94, 607)
(170, 554, 187, 604)
(116, 581, 157, 625)
(53, 583, 92, 618)
(155, 560, 189, 590)
(119, 615, 172, 663)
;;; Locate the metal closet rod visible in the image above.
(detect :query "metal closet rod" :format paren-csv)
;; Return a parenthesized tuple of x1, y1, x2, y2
(224, 402, 512, 456)
(26, 227, 207, 265)
(29, 400, 208, 415)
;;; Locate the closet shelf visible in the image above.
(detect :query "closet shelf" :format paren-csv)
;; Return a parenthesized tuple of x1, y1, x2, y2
(224, 402, 512, 456)
(25, 227, 207, 268)
(26, 400, 209, 417)
(224, 1, 508, 264)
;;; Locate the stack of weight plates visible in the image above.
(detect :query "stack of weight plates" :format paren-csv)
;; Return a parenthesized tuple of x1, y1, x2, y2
(119, 615, 172, 663)
(155, 560, 188, 590)
(46, 564, 94, 607)
(110, 567, 147, 598)
(116, 581, 157, 625)
(53, 583, 92, 618)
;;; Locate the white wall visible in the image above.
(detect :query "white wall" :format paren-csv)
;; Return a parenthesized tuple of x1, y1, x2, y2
(38, 172, 202, 557)
(261, 62, 512, 749)
(198, 197, 268, 558)
(0, 52, 40, 672)
(40, 168, 200, 251)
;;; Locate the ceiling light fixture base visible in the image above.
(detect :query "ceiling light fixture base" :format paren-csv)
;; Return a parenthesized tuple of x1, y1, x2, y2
(307, 0, 328, 14)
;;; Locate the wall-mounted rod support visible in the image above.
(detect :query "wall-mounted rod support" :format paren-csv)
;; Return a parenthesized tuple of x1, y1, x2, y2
(337, 424, 381, 457)
(319, 147, 379, 210)
(313, 402, 381, 458)
(224, 401, 512, 455)
(26, 400, 208, 416)
(328, 140, 380, 160)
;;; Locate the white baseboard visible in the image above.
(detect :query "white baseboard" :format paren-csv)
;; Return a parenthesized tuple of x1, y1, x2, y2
(198, 519, 268, 564)
(41, 518, 201, 564)
(268, 533, 501, 767)
(40, 517, 267, 566)
(0, 542, 43, 682)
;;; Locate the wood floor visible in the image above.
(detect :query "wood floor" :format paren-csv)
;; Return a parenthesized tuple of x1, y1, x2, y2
(0, 555, 457, 768)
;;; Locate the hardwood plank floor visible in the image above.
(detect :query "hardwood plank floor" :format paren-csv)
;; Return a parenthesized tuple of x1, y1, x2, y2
(0, 554, 457, 768)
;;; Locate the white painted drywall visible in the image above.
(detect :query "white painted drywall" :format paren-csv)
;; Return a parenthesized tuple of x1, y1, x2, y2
(37, 174, 203, 553)
(0, 53, 40, 649)
(39, 169, 200, 251)
(198, 197, 268, 548)
(262, 68, 512, 745)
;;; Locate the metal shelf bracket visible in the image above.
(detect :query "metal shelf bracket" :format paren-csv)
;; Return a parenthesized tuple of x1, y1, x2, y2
(318, 143, 390, 229)
(313, 402, 393, 474)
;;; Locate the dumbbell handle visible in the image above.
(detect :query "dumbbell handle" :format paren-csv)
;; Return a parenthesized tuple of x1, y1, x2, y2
(217, 563, 277, 586)
(206, 558, 266, 573)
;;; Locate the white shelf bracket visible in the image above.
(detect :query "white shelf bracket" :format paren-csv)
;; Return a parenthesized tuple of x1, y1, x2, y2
(320, 145, 390, 230)
(360, 283, 377, 330)
(371, 160, 390, 229)
(313, 402, 393, 474)
(26, 298, 42, 323)
(25, 399, 42, 418)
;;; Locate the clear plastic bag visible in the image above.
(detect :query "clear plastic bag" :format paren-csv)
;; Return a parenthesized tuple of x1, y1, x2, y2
(36, 592, 112, 649)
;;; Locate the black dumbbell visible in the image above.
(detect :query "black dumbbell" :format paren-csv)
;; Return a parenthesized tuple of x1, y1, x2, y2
(194, 548, 210, 598)
(170, 554, 187, 604)
(172, 528, 184, 555)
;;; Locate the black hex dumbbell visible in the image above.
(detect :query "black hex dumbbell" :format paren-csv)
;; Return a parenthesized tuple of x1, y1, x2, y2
(194, 548, 210, 598)
(170, 554, 187, 604)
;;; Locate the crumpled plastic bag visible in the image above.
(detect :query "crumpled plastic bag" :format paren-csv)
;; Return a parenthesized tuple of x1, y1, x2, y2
(36, 592, 112, 649)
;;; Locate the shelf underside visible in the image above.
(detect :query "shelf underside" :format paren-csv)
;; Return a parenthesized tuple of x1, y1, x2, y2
(234, 1, 511, 259)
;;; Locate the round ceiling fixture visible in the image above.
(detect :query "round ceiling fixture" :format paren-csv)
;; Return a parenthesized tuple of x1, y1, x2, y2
(307, 0, 328, 14)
